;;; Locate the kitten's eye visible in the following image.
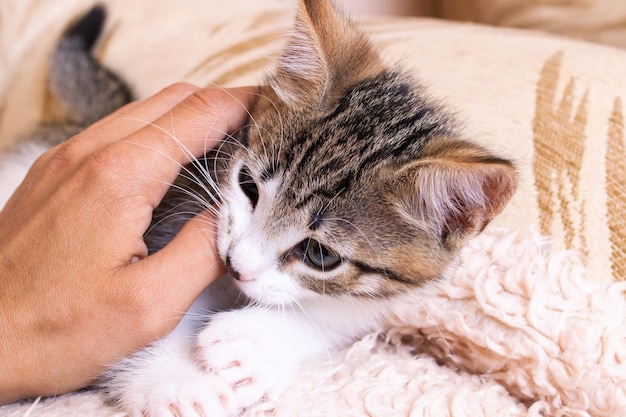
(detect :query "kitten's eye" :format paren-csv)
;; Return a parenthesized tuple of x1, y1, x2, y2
(300, 239, 341, 271)
(238, 167, 259, 208)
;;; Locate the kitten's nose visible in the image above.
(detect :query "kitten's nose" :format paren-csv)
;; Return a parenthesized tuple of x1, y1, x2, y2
(225, 255, 241, 280)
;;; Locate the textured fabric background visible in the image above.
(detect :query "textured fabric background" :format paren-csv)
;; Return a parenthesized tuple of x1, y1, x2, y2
(432, 0, 626, 50)
(1, 0, 626, 415)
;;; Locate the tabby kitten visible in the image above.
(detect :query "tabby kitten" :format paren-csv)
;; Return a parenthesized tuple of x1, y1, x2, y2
(0, 1, 517, 416)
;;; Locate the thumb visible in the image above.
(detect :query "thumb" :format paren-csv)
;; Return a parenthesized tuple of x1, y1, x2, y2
(140, 209, 226, 317)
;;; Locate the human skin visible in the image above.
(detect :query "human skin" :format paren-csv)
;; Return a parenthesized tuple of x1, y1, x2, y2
(0, 83, 255, 404)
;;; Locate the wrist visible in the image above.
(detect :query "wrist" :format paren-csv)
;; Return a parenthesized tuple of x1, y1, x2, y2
(0, 291, 39, 404)
(0, 326, 28, 404)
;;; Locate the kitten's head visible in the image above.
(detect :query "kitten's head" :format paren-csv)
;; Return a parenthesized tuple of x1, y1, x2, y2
(216, 0, 517, 305)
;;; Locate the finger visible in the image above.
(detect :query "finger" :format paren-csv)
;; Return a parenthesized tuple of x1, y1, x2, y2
(114, 86, 257, 204)
(41, 83, 205, 162)
(90, 82, 201, 133)
(21, 82, 204, 191)
(21, 85, 255, 212)
(135, 208, 226, 322)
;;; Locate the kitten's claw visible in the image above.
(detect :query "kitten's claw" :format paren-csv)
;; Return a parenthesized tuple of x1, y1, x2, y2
(165, 398, 214, 417)
(195, 315, 277, 411)
(118, 370, 235, 417)
(197, 338, 268, 410)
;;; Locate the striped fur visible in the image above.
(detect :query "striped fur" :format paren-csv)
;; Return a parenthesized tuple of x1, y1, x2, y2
(204, 1, 518, 301)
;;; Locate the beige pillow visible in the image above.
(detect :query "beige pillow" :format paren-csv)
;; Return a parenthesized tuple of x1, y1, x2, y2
(434, 0, 626, 49)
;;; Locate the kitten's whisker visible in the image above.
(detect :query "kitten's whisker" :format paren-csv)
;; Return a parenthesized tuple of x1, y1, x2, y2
(118, 117, 241, 195)
(233, 91, 285, 181)
(289, 298, 333, 359)
(200, 81, 265, 142)
(154, 177, 221, 213)
(325, 217, 375, 251)
(416, 295, 456, 360)
(119, 116, 226, 159)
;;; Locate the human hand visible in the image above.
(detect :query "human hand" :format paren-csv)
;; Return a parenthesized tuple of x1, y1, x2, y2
(0, 83, 254, 403)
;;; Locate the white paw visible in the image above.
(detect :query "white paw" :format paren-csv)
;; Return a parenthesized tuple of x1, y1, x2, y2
(195, 312, 283, 412)
(105, 354, 236, 417)
(141, 374, 232, 417)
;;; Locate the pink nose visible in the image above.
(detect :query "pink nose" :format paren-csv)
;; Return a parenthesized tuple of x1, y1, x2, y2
(231, 269, 255, 282)
(226, 255, 254, 281)
(236, 273, 254, 282)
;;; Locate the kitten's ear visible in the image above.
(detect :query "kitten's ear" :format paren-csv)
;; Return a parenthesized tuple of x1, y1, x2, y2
(269, 0, 383, 108)
(391, 139, 518, 249)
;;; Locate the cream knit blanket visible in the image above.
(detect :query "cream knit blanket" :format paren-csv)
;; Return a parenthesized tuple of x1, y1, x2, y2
(4, 229, 626, 416)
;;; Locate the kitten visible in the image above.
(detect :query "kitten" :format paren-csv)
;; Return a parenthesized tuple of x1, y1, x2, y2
(0, 1, 517, 416)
